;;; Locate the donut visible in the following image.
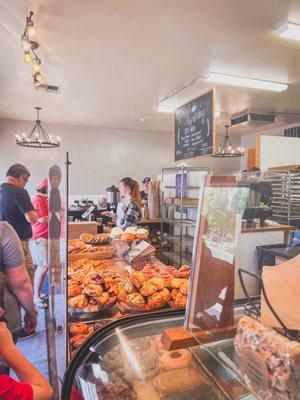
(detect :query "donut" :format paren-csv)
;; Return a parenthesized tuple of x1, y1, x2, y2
(160, 349, 192, 370)
(153, 335, 166, 356)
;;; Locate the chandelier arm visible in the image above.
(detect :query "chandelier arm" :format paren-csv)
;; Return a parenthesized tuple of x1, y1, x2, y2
(217, 137, 227, 149)
(27, 122, 38, 140)
(226, 137, 234, 148)
(39, 124, 50, 142)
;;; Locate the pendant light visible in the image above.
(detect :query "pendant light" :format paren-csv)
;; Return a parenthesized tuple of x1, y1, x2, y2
(16, 107, 60, 148)
(212, 125, 244, 158)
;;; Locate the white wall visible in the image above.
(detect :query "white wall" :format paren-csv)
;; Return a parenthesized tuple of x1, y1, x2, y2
(240, 123, 300, 171)
(259, 135, 300, 171)
(0, 119, 241, 197)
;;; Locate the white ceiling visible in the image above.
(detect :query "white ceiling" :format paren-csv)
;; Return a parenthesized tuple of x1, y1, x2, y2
(1, 0, 300, 135)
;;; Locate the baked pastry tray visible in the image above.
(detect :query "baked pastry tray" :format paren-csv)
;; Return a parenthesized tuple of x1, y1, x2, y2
(69, 302, 118, 322)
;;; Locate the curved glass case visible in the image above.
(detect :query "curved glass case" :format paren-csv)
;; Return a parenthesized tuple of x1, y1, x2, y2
(62, 308, 256, 400)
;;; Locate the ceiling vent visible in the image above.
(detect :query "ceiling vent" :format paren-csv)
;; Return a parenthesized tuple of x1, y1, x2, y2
(230, 110, 276, 127)
(284, 126, 300, 137)
(35, 84, 60, 94)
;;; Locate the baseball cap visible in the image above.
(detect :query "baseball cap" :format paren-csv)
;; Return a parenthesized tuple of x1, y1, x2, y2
(36, 178, 48, 190)
(142, 177, 151, 184)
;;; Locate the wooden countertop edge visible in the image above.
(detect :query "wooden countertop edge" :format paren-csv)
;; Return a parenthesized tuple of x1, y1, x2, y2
(242, 225, 295, 234)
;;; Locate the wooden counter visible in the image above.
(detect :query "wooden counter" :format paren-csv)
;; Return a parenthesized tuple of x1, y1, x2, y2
(139, 218, 161, 224)
(241, 224, 295, 244)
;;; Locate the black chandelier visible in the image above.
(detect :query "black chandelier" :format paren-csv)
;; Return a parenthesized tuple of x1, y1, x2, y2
(212, 125, 244, 158)
(16, 107, 60, 148)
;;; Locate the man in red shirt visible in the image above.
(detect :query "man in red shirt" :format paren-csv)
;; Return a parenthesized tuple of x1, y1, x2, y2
(30, 179, 49, 309)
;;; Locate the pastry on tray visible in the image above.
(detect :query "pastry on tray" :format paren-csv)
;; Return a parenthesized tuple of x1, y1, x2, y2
(136, 228, 149, 240)
(133, 381, 160, 400)
(125, 293, 147, 309)
(68, 245, 116, 261)
(160, 349, 192, 370)
(154, 367, 206, 397)
(110, 227, 124, 239)
(80, 232, 111, 245)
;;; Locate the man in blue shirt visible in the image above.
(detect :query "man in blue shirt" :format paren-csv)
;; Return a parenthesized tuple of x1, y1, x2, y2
(0, 164, 38, 339)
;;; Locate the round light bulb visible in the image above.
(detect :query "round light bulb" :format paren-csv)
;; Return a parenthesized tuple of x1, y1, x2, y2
(15, 134, 20, 140)
(228, 146, 232, 151)
(33, 62, 41, 72)
(26, 25, 36, 37)
(21, 40, 31, 51)
(24, 51, 32, 63)
(35, 73, 42, 82)
(56, 136, 61, 142)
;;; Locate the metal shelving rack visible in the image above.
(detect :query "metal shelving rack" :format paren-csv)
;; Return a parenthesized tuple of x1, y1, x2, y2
(159, 165, 213, 267)
(265, 170, 300, 227)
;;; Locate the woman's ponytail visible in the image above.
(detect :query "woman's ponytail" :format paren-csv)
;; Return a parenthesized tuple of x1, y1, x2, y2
(120, 177, 142, 207)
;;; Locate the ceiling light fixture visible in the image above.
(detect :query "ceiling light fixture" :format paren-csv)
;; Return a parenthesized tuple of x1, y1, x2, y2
(21, 11, 43, 87)
(156, 104, 179, 113)
(212, 125, 244, 158)
(16, 107, 60, 148)
(205, 72, 287, 92)
(277, 22, 300, 41)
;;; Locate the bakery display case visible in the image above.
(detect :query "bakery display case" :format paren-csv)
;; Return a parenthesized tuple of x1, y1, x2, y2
(61, 306, 258, 400)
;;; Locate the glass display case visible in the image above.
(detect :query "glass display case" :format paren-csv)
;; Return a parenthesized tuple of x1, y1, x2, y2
(61, 306, 258, 400)
(57, 171, 299, 400)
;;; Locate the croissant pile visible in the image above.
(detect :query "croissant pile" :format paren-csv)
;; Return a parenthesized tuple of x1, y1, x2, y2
(118, 271, 189, 310)
(68, 267, 121, 311)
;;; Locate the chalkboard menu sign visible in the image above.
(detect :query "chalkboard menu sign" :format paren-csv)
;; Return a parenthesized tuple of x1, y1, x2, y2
(175, 90, 215, 161)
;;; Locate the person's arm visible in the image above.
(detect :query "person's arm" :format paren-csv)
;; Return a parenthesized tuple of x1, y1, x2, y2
(1, 223, 36, 327)
(0, 322, 53, 400)
(15, 191, 38, 224)
(37, 216, 48, 224)
(5, 266, 36, 317)
(102, 211, 117, 220)
(25, 210, 38, 224)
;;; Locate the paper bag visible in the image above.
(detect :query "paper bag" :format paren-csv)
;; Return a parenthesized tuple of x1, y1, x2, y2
(261, 256, 300, 330)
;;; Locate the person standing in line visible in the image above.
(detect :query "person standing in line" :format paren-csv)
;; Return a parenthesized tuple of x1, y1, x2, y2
(0, 221, 37, 350)
(30, 179, 49, 309)
(0, 164, 38, 339)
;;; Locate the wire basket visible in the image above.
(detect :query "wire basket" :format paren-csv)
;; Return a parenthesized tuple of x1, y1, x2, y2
(238, 268, 300, 340)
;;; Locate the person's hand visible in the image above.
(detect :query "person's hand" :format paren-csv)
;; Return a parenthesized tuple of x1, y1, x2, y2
(24, 311, 38, 333)
(102, 211, 114, 218)
(0, 322, 14, 354)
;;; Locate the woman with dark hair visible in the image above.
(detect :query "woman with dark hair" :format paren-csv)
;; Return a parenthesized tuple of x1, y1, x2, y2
(103, 177, 142, 229)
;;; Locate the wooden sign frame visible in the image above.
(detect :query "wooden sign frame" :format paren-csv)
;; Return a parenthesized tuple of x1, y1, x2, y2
(174, 88, 216, 162)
